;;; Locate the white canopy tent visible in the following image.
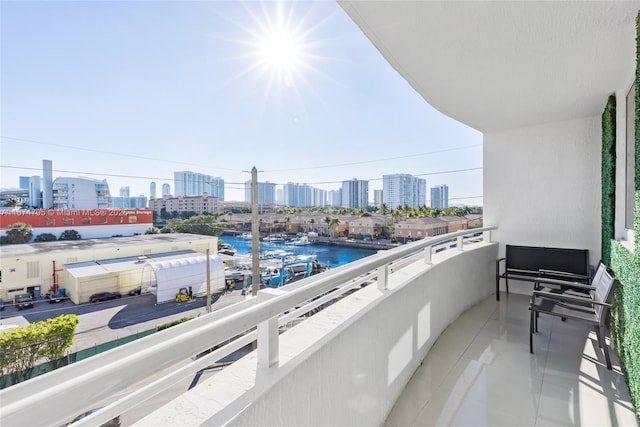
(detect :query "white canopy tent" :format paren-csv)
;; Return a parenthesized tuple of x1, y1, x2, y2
(141, 255, 225, 304)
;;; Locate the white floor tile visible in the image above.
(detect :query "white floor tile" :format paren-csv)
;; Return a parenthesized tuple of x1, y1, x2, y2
(384, 293, 638, 427)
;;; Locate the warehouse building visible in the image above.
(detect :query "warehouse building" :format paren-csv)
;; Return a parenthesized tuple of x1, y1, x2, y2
(0, 234, 218, 304)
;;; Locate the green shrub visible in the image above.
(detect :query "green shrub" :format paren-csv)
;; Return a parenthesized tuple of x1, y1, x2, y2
(156, 314, 198, 331)
(0, 314, 79, 382)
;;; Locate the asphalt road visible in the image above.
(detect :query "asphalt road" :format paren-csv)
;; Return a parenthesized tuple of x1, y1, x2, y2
(2, 288, 252, 426)
(0, 289, 247, 353)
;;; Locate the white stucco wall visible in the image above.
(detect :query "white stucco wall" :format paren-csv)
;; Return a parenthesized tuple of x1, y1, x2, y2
(484, 116, 602, 293)
(135, 242, 497, 426)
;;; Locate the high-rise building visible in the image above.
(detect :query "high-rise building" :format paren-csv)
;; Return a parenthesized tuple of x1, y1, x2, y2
(120, 186, 130, 198)
(112, 194, 147, 208)
(174, 171, 224, 200)
(52, 177, 112, 210)
(19, 176, 30, 190)
(283, 183, 311, 207)
(374, 189, 383, 208)
(311, 187, 327, 208)
(208, 177, 225, 201)
(130, 195, 148, 208)
(430, 184, 449, 209)
(328, 189, 342, 206)
(150, 182, 157, 199)
(244, 181, 276, 204)
(162, 183, 171, 196)
(341, 179, 369, 209)
(28, 176, 41, 208)
(382, 174, 426, 209)
(42, 159, 53, 209)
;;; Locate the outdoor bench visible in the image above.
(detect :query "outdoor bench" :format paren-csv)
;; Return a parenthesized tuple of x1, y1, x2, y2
(495, 244, 590, 301)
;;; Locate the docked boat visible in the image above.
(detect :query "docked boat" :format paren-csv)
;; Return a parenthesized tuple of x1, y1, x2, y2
(224, 252, 328, 288)
(218, 243, 237, 256)
(238, 232, 253, 240)
(293, 236, 311, 246)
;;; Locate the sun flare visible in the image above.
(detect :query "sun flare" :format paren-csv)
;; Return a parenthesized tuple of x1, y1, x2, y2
(246, 1, 312, 90)
(258, 29, 303, 80)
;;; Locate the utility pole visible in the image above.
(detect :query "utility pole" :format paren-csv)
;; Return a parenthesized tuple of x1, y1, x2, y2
(206, 248, 211, 312)
(251, 166, 260, 297)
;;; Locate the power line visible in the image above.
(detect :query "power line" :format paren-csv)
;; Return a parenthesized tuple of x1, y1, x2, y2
(0, 136, 241, 173)
(0, 135, 481, 176)
(0, 165, 482, 190)
(0, 164, 482, 192)
(265, 145, 482, 172)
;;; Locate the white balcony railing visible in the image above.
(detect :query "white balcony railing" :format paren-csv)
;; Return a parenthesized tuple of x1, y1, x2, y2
(0, 226, 496, 427)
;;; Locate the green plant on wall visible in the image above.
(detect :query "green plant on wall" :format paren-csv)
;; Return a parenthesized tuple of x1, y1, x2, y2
(602, 96, 616, 265)
(606, 12, 640, 421)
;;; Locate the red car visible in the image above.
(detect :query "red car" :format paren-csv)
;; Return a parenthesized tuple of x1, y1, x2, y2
(89, 292, 121, 303)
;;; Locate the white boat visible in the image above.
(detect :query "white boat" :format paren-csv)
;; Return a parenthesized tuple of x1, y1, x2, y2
(291, 236, 311, 246)
(238, 233, 253, 240)
(218, 243, 237, 256)
(285, 237, 308, 246)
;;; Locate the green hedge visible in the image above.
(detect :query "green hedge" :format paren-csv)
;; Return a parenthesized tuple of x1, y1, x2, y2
(602, 96, 616, 265)
(606, 12, 640, 420)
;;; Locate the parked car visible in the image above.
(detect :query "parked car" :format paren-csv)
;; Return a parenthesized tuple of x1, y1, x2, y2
(16, 297, 35, 311)
(128, 286, 141, 296)
(89, 292, 121, 303)
(62, 408, 121, 427)
(48, 293, 64, 304)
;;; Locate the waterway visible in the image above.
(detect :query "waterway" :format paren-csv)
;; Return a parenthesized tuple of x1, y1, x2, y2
(219, 235, 377, 269)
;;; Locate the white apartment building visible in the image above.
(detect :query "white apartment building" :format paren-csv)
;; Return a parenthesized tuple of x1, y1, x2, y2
(382, 174, 426, 209)
(52, 177, 112, 210)
(174, 171, 225, 200)
(341, 178, 369, 208)
(430, 184, 449, 209)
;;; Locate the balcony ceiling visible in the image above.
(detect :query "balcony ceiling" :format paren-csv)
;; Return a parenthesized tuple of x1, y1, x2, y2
(339, 1, 638, 133)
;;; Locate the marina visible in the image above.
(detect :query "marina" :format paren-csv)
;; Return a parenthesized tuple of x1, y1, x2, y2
(220, 234, 377, 288)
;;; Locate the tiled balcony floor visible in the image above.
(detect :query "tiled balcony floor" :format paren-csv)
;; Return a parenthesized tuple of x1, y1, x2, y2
(385, 292, 638, 426)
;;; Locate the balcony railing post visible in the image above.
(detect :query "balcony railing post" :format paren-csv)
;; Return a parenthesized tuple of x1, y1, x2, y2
(424, 246, 432, 264)
(483, 229, 492, 242)
(457, 235, 464, 251)
(377, 264, 388, 290)
(257, 288, 284, 369)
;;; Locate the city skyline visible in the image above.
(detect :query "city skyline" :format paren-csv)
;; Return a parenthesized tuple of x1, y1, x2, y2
(10, 165, 458, 208)
(1, 1, 483, 204)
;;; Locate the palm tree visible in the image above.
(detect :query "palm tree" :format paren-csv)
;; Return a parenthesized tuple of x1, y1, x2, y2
(329, 218, 340, 238)
(4, 195, 23, 208)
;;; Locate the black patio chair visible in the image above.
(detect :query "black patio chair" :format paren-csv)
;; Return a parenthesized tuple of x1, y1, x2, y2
(534, 260, 606, 295)
(529, 267, 618, 369)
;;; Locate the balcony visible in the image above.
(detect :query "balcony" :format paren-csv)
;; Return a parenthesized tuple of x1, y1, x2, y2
(385, 293, 637, 426)
(1, 228, 636, 426)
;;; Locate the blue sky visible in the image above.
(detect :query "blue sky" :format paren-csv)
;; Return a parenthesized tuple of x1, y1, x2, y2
(1, 0, 483, 205)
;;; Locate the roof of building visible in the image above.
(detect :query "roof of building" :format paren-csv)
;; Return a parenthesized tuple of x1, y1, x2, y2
(439, 216, 467, 222)
(397, 217, 445, 226)
(0, 233, 216, 257)
(65, 250, 202, 278)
